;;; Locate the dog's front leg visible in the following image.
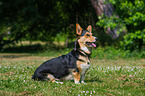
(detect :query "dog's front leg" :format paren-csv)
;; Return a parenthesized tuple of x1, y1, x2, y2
(80, 64, 90, 84)
(80, 70, 88, 84)
(80, 74, 86, 84)
(72, 69, 81, 84)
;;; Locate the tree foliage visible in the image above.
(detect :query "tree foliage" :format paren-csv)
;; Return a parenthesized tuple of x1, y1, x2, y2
(0, 0, 145, 52)
(0, 0, 97, 49)
(97, 0, 145, 51)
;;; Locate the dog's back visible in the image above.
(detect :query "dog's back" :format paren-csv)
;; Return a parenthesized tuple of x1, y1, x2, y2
(32, 49, 79, 81)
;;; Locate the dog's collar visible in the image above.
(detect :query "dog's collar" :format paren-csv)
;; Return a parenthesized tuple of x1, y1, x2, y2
(77, 49, 91, 64)
(77, 49, 90, 57)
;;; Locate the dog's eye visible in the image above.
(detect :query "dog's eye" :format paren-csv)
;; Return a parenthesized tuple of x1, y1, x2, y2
(86, 34, 90, 36)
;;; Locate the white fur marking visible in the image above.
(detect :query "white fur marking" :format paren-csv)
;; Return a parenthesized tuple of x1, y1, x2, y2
(81, 46, 89, 52)
(61, 74, 73, 80)
(81, 64, 90, 75)
(75, 81, 80, 84)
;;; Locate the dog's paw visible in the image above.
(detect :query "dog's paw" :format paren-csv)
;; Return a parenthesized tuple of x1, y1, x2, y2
(81, 81, 87, 84)
(54, 81, 63, 84)
(75, 81, 80, 84)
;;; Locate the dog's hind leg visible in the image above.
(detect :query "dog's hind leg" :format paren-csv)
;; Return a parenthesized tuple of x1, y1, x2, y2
(47, 74, 63, 84)
(47, 74, 58, 82)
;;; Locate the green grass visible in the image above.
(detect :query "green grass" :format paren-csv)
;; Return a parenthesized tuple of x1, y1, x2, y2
(0, 52, 145, 96)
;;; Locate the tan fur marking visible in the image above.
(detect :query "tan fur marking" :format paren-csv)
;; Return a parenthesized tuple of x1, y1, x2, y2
(77, 31, 96, 54)
(86, 25, 92, 33)
(76, 56, 90, 83)
(47, 74, 58, 82)
(72, 71, 80, 82)
(78, 38, 91, 54)
(87, 36, 96, 42)
(79, 55, 88, 63)
(76, 60, 83, 70)
(76, 24, 82, 35)
(72, 60, 84, 83)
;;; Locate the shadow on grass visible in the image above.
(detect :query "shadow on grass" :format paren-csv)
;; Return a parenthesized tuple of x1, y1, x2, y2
(0, 54, 32, 59)
(0, 44, 46, 59)
(85, 77, 103, 83)
(0, 43, 73, 59)
(1, 43, 72, 53)
(1, 44, 45, 53)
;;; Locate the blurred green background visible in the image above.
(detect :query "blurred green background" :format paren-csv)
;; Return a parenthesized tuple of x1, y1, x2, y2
(0, 0, 144, 54)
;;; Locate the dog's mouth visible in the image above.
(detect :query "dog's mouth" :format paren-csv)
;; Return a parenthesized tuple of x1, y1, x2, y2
(86, 42, 96, 47)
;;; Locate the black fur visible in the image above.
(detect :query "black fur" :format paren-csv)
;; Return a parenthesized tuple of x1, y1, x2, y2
(32, 48, 83, 81)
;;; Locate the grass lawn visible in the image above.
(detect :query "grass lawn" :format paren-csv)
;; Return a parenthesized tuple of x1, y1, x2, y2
(0, 53, 145, 96)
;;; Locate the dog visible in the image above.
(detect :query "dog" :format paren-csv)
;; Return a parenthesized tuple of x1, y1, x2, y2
(32, 24, 97, 84)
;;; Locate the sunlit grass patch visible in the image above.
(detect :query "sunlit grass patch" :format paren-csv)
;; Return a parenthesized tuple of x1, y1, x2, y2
(0, 54, 145, 95)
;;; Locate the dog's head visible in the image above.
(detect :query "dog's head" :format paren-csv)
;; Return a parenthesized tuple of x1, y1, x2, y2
(76, 24, 97, 53)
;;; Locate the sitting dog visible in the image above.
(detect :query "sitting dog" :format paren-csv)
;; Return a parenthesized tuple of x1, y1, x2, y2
(32, 24, 97, 84)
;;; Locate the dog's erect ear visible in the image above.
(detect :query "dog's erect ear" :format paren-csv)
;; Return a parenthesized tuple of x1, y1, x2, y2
(76, 24, 82, 35)
(86, 25, 92, 33)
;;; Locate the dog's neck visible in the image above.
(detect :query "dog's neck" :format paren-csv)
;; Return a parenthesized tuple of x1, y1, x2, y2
(77, 44, 92, 59)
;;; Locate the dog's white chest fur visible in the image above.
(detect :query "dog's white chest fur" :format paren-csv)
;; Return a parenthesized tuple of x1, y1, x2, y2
(80, 63, 90, 75)
(81, 63, 90, 70)
(81, 46, 89, 52)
